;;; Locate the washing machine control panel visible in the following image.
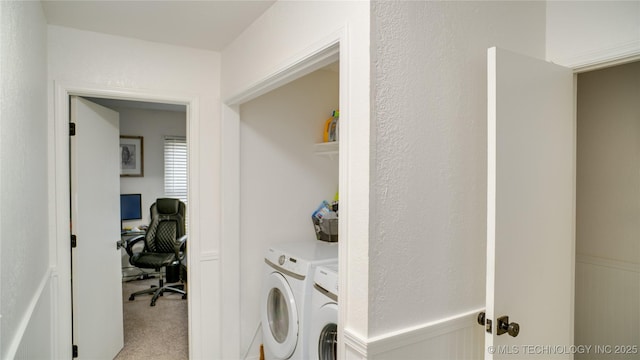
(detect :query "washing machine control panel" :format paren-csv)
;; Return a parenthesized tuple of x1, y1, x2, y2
(266, 247, 310, 277)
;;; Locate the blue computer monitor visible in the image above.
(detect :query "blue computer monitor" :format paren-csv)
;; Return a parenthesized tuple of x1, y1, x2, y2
(120, 194, 142, 221)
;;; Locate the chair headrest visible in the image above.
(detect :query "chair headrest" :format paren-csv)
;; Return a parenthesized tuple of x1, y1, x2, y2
(156, 198, 180, 215)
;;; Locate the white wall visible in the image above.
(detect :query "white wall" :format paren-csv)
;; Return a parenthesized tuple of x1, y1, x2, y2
(576, 61, 640, 262)
(575, 61, 640, 357)
(0, 1, 51, 358)
(239, 68, 338, 357)
(118, 107, 187, 228)
(47, 26, 220, 359)
(547, 1, 640, 68)
(369, 0, 545, 344)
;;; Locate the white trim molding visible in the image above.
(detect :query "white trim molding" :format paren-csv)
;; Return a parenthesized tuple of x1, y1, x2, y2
(51, 81, 202, 359)
(562, 40, 640, 73)
(344, 329, 369, 358)
(576, 253, 640, 274)
(224, 31, 341, 106)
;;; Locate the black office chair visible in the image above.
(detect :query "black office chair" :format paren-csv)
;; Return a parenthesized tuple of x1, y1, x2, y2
(125, 198, 187, 306)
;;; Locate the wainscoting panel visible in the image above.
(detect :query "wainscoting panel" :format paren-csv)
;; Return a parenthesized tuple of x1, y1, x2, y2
(12, 270, 54, 359)
(344, 309, 484, 360)
(197, 252, 221, 359)
(575, 255, 640, 360)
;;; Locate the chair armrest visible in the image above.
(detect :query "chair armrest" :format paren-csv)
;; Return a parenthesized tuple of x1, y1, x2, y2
(125, 234, 145, 257)
(176, 234, 187, 260)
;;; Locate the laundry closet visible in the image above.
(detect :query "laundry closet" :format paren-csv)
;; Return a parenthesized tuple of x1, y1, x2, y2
(237, 63, 340, 357)
(575, 61, 640, 358)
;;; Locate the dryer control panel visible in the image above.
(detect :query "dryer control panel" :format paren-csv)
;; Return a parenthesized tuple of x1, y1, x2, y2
(265, 247, 310, 278)
(314, 262, 339, 297)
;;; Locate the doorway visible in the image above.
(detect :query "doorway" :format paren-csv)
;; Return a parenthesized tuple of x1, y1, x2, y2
(53, 83, 198, 359)
(574, 60, 640, 358)
(237, 62, 339, 358)
(220, 39, 346, 358)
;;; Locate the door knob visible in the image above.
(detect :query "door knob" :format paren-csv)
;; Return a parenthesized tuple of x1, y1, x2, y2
(497, 315, 519, 337)
(477, 311, 485, 326)
(477, 311, 492, 333)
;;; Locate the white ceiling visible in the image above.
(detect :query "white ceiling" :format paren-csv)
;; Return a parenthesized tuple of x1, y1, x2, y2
(41, 0, 276, 51)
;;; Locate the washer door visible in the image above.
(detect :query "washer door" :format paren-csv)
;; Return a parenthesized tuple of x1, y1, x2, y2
(310, 303, 338, 360)
(262, 272, 299, 359)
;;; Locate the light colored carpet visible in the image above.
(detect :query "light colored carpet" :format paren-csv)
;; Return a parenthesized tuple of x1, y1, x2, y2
(113, 278, 188, 360)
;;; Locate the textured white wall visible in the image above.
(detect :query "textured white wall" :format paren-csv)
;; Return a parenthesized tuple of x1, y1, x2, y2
(547, 1, 640, 67)
(370, 1, 545, 337)
(0, 1, 50, 358)
(47, 25, 220, 358)
(118, 107, 187, 228)
(239, 68, 338, 357)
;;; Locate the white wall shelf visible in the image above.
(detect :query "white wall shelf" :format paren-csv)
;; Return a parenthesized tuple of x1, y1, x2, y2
(314, 141, 339, 158)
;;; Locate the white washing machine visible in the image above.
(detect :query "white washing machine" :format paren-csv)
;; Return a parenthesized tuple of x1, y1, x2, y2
(261, 240, 338, 360)
(308, 262, 338, 360)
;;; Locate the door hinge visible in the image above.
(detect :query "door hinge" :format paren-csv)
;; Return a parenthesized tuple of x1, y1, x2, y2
(72, 344, 78, 358)
(69, 122, 76, 136)
(71, 234, 77, 248)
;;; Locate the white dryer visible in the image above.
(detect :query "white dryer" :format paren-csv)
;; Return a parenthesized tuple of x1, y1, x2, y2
(261, 241, 338, 360)
(308, 262, 339, 360)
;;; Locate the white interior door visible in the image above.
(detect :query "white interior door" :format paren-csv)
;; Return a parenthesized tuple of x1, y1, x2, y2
(70, 96, 124, 359)
(486, 47, 574, 359)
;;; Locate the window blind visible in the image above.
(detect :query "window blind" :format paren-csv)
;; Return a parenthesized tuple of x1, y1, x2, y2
(164, 136, 188, 207)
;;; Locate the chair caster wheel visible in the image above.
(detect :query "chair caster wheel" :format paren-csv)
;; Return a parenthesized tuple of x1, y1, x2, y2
(182, 294, 187, 300)
(129, 295, 135, 301)
(151, 301, 156, 306)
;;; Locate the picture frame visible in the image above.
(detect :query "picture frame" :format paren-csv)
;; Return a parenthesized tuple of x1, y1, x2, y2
(120, 135, 144, 177)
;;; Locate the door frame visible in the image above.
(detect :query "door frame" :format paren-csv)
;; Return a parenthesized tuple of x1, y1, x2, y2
(51, 81, 200, 359)
(480, 50, 640, 358)
(565, 52, 640, 353)
(220, 29, 348, 359)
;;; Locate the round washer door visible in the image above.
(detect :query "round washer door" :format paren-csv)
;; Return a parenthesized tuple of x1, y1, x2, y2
(261, 272, 299, 359)
(310, 302, 338, 360)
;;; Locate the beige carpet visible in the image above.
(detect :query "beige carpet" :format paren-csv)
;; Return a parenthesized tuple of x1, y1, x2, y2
(114, 278, 189, 360)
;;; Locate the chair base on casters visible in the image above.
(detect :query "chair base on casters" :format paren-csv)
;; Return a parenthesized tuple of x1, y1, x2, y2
(129, 282, 187, 306)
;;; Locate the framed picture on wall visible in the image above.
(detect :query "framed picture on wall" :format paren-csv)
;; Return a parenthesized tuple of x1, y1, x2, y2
(120, 135, 144, 177)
